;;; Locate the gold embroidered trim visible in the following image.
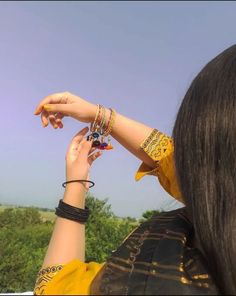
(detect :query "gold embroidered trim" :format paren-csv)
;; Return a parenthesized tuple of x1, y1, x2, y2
(112, 256, 183, 272)
(34, 264, 64, 295)
(107, 262, 212, 289)
(192, 274, 209, 280)
(126, 232, 186, 245)
(108, 262, 188, 284)
(140, 129, 173, 163)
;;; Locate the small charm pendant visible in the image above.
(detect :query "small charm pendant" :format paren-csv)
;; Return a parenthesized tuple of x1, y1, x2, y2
(92, 132, 100, 139)
(105, 145, 113, 150)
(92, 140, 101, 147)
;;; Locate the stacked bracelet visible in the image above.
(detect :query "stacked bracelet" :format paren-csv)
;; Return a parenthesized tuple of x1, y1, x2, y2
(89, 105, 116, 150)
(55, 199, 90, 223)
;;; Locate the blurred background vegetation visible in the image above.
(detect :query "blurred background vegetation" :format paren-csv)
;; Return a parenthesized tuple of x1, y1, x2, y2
(0, 194, 159, 293)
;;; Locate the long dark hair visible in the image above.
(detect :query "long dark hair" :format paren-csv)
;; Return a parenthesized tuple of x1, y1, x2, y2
(172, 45, 236, 294)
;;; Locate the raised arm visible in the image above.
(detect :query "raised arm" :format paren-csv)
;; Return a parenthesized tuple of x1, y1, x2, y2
(34, 92, 157, 169)
(41, 127, 102, 268)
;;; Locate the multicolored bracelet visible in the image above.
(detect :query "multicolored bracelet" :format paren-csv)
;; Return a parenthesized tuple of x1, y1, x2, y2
(89, 105, 116, 150)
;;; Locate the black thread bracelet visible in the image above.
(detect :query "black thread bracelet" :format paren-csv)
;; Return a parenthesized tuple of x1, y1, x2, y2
(55, 199, 90, 223)
(55, 207, 88, 223)
(59, 199, 90, 216)
(62, 180, 95, 188)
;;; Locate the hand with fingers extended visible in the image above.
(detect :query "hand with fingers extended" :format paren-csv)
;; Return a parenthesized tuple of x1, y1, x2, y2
(65, 127, 102, 189)
(34, 92, 97, 129)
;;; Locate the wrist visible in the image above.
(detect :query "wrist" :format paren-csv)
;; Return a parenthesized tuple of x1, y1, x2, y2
(66, 168, 89, 182)
(90, 104, 111, 125)
(63, 183, 86, 208)
(64, 181, 87, 191)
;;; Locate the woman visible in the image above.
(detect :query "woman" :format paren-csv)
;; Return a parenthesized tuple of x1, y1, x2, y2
(34, 44, 236, 295)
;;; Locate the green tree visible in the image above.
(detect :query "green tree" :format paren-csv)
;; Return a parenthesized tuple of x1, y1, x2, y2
(0, 221, 53, 292)
(85, 194, 138, 262)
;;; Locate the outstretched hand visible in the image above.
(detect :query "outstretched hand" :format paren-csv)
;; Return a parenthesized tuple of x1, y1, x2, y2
(34, 92, 97, 129)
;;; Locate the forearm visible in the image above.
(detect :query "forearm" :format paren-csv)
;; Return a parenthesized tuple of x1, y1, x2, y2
(104, 108, 157, 168)
(42, 183, 86, 268)
(112, 113, 155, 167)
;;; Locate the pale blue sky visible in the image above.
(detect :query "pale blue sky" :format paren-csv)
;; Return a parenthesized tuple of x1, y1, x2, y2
(0, 1, 235, 217)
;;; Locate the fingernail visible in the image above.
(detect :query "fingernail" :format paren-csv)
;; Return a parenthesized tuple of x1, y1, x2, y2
(43, 104, 52, 111)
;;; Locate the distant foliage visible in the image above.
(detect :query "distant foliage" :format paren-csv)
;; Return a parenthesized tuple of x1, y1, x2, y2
(0, 195, 139, 293)
(0, 223, 52, 292)
(139, 209, 160, 222)
(0, 207, 41, 228)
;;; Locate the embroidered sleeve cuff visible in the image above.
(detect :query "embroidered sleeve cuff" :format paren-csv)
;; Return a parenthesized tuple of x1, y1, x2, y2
(135, 128, 173, 181)
(140, 128, 174, 163)
(134, 128, 183, 203)
(34, 264, 64, 295)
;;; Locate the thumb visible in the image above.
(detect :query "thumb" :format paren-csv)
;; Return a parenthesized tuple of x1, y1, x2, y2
(43, 103, 73, 115)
